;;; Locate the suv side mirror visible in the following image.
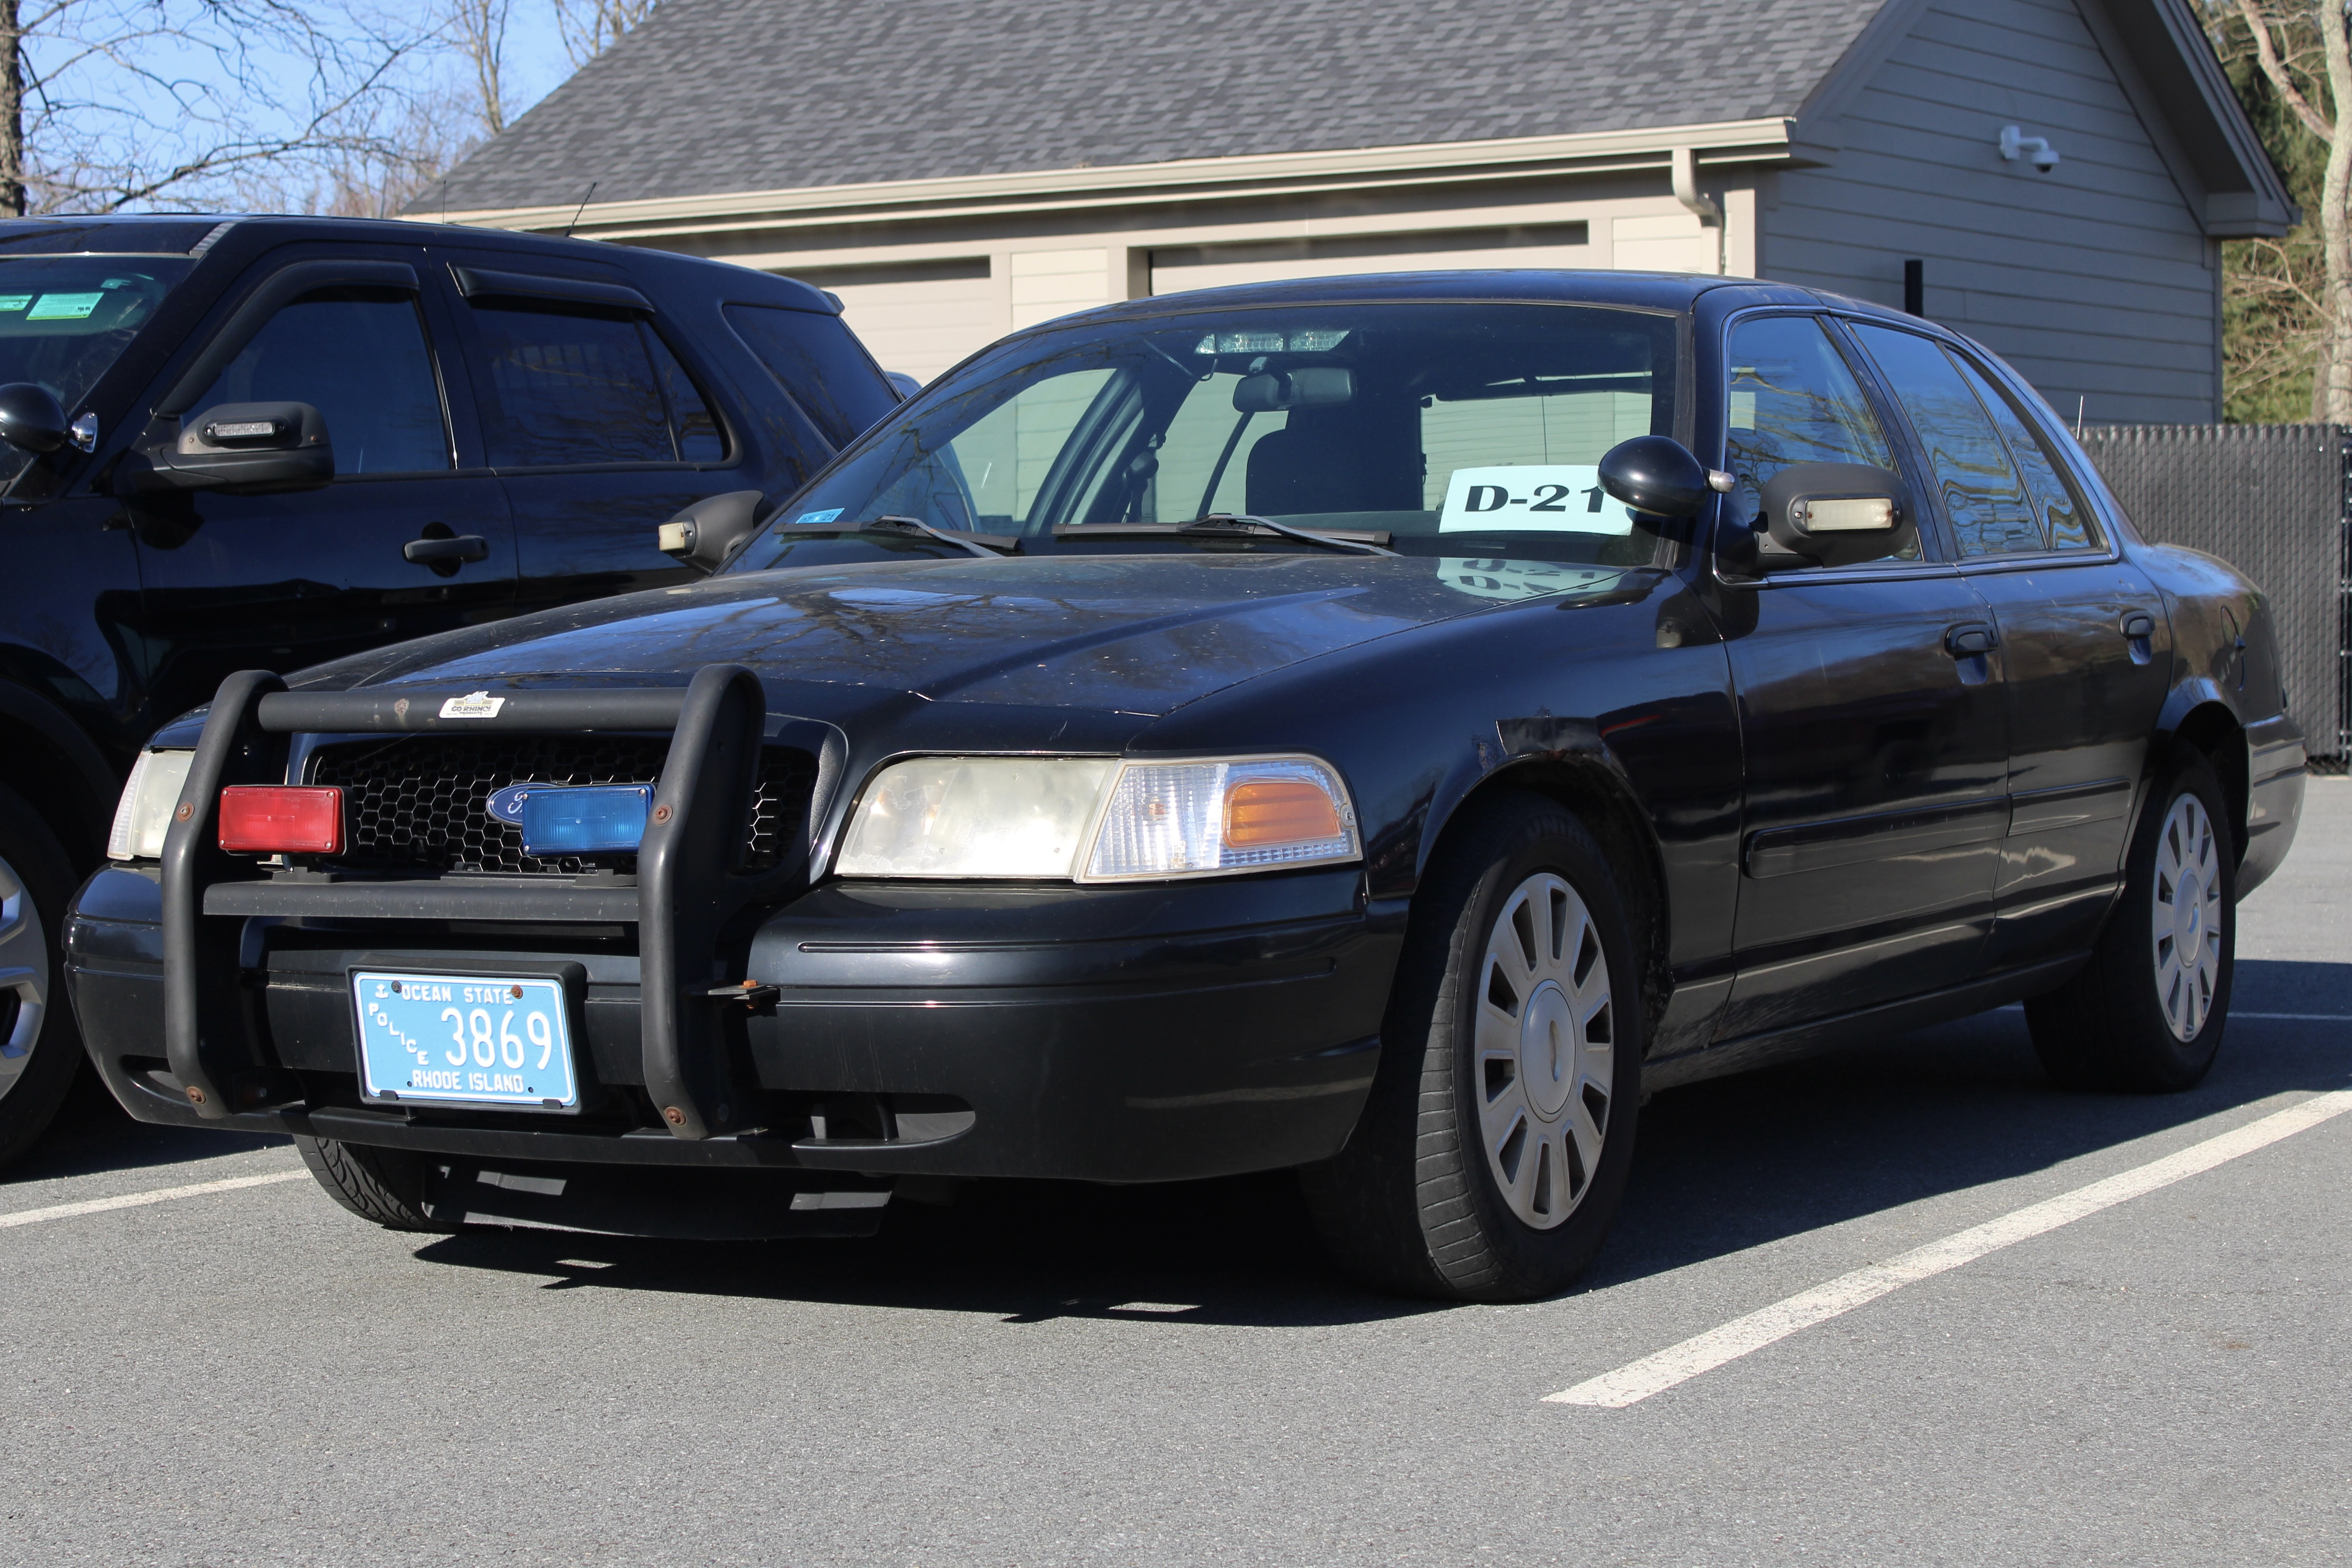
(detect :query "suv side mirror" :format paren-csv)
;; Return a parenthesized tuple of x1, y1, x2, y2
(1597, 436, 1731, 518)
(1758, 462, 1911, 568)
(657, 489, 765, 574)
(0, 382, 70, 454)
(119, 401, 334, 495)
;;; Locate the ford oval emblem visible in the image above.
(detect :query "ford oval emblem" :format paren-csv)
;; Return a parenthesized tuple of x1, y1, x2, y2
(486, 783, 532, 822)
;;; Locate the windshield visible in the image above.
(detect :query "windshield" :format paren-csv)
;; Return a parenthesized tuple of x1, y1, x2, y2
(0, 256, 191, 485)
(728, 301, 1680, 573)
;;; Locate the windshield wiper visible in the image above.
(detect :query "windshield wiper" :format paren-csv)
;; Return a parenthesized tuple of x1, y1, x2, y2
(771, 515, 1017, 558)
(1057, 514, 1396, 556)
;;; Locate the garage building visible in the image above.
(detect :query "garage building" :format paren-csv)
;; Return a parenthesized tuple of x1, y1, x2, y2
(421, 0, 2289, 423)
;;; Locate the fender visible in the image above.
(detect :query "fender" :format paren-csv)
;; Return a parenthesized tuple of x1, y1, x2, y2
(0, 678, 123, 851)
(2153, 674, 2240, 751)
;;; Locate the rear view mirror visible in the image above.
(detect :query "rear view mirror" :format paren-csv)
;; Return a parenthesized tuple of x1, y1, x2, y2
(657, 489, 765, 574)
(119, 401, 333, 495)
(0, 381, 70, 454)
(1232, 367, 1354, 413)
(1759, 462, 1910, 568)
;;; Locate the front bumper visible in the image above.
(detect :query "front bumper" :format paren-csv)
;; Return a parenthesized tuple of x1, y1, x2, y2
(67, 863, 1397, 1183)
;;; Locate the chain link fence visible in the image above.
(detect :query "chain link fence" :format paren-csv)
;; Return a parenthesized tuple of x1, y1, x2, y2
(2078, 423, 2348, 762)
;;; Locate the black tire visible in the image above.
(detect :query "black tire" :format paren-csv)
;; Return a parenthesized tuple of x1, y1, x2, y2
(1303, 791, 1643, 1301)
(2027, 748, 2235, 1093)
(294, 1134, 456, 1232)
(0, 782, 88, 1170)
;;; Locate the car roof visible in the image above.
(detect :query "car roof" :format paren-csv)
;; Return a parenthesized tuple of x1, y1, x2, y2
(1071, 268, 1901, 328)
(0, 213, 840, 313)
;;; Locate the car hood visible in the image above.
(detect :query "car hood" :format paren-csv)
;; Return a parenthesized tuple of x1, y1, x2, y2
(291, 552, 1635, 718)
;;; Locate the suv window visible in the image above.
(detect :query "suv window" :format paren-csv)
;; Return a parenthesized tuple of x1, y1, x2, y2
(723, 302, 893, 449)
(1850, 323, 2044, 557)
(0, 258, 192, 490)
(1722, 313, 1916, 563)
(187, 286, 449, 475)
(472, 304, 724, 468)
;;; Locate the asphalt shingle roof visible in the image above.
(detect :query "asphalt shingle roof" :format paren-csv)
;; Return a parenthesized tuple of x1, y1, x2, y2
(424, 0, 1891, 213)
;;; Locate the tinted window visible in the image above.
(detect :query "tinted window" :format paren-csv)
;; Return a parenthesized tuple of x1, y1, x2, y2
(724, 302, 895, 448)
(745, 301, 1677, 572)
(1851, 323, 2042, 557)
(1954, 354, 2093, 550)
(190, 288, 448, 474)
(473, 305, 722, 467)
(1722, 314, 1912, 563)
(0, 259, 191, 488)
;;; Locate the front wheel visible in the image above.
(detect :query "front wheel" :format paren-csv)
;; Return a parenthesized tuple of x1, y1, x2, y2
(1303, 792, 1642, 1301)
(2027, 749, 2235, 1092)
(294, 1135, 456, 1232)
(0, 785, 87, 1170)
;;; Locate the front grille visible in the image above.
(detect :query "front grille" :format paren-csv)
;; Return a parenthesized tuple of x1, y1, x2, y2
(307, 735, 816, 875)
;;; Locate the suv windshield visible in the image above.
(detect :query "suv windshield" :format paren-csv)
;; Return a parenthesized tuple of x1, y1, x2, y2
(730, 301, 1679, 573)
(0, 257, 192, 485)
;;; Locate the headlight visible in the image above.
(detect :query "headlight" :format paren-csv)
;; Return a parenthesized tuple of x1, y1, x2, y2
(106, 749, 194, 861)
(834, 753, 1360, 882)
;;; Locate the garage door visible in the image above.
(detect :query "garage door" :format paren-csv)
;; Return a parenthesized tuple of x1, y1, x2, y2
(1150, 223, 1593, 295)
(777, 257, 1002, 384)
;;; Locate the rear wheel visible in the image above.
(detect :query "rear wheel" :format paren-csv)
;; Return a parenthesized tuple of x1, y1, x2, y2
(294, 1135, 455, 1232)
(1303, 792, 1641, 1301)
(2027, 749, 2235, 1092)
(0, 785, 87, 1170)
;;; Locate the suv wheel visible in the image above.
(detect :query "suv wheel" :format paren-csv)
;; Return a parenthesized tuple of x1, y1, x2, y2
(1302, 792, 1642, 1301)
(0, 784, 85, 1168)
(294, 1135, 457, 1232)
(2026, 748, 2236, 1092)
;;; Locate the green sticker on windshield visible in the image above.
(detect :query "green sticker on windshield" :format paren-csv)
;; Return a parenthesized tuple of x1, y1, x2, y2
(0, 295, 31, 312)
(28, 292, 103, 320)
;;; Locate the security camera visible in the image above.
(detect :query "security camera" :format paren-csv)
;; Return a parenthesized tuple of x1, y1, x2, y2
(1999, 125, 2060, 174)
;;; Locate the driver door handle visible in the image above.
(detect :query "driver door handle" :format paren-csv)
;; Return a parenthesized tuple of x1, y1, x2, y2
(403, 534, 489, 565)
(1943, 621, 1997, 658)
(2121, 611, 2155, 639)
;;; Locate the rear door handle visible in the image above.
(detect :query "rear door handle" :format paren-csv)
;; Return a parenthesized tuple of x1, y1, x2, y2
(2121, 612, 2155, 639)
(403, 534, 489, 565)
(1944, 622, 1997, 658)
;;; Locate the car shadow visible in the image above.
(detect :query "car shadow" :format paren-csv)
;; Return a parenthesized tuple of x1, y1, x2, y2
(2, 1064, 291, 1186)
(409, 956, 2352, 1323)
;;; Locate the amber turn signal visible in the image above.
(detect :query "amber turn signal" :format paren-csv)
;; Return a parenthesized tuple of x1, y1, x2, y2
(1223, 778, 1343, 848)
(217, 785, 343, 855)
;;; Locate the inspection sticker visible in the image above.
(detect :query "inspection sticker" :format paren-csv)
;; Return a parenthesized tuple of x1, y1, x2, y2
(27, 292, 103, 320)
(791, 507, 845, 527)
(438, 691, 505, 719)
(0, 295, 31, 312)
(1439, 465, 1636, 536)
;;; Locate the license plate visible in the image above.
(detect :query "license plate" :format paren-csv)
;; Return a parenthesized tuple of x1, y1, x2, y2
(352, 970, 580, 1111)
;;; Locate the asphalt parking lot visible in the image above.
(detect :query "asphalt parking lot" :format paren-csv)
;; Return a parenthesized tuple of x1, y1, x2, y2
(6, 784, 2348, 1567)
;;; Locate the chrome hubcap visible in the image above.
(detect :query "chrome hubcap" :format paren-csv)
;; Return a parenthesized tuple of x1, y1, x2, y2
(1474, 871, 1613, 1231)
(2150, 792, 2222, 1043)
(0, 852, 50, 1103)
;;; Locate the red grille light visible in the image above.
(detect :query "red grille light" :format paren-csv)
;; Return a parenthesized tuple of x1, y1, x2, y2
(218, 785, 344, 855)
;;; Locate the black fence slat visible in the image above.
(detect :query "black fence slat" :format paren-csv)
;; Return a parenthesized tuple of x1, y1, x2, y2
(2077, 423, 2347, 760)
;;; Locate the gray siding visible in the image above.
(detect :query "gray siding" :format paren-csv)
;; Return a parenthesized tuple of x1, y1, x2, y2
(1762, 0, 2219, 424)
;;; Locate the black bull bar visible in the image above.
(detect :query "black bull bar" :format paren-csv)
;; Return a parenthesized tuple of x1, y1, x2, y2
(160, 663, 807, 1142)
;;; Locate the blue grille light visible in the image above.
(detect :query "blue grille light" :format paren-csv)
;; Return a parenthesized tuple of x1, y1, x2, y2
(518, 785, 651, 855)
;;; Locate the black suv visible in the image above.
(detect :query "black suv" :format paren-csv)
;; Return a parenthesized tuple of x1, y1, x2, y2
(0, 213, 898, 1165)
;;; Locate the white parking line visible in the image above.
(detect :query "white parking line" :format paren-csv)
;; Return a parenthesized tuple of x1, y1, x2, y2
(0, 1168, 308, 1231)
(1548, 1089, 2352, 1409)
(2232, 1012, 2352, 1021)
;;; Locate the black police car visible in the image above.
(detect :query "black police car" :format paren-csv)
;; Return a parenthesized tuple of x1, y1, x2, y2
(66, 271, 2302, 1300)
(0, 214, 898, 1166)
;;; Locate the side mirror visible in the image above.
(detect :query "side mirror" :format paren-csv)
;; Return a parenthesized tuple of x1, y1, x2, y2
(657, 489, 765, 574)
(119, 401, 334, 495)
(0, 381, 70, 454)
(1597, 435, 1729, 519)
(1759, 462, 1911, 568)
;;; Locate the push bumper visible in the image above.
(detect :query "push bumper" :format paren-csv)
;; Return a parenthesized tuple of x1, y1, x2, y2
(67, 863, 1396, 1185)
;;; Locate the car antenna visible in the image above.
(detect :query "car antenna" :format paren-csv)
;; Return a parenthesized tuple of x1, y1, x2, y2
(563, 181, 598, 240)
(2075, 395, 2086, 439)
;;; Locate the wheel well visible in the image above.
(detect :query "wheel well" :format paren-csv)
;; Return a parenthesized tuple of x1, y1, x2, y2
(1436, 759, 1672, 1041)
(0, 714, 113, 872)
(2169, 702, 2248, 862)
